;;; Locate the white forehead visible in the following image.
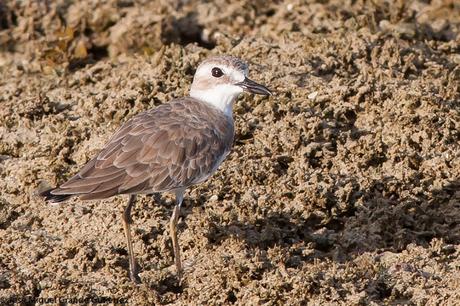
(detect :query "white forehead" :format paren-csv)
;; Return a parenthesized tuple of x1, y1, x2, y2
(194, 61, 248, 83)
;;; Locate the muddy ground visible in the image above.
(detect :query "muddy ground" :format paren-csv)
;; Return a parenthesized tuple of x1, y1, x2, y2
(0, 0, 459, 305)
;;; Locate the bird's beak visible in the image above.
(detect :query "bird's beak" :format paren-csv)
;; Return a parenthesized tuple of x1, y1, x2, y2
(236, 77, 272, 96)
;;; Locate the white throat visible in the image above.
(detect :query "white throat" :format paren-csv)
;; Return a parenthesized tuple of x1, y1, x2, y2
(190, 84, 242, 118)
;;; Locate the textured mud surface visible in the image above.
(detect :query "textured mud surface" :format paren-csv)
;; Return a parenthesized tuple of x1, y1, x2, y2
(1, 0, 459, 305)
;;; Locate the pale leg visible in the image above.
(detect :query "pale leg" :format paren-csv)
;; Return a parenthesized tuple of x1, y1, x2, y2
(170, 189, 185, 275)
(122, 194, 141, 284)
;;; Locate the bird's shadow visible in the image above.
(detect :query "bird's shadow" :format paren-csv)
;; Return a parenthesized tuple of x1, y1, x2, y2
(202, 177, 460, 269)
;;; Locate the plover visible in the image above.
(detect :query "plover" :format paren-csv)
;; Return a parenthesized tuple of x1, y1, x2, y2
(40, 55, 271, 283)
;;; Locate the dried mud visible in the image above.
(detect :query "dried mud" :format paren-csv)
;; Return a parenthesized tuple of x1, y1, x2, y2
(1, 0, 459, 305)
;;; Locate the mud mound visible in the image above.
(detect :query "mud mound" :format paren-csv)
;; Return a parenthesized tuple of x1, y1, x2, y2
(1, 0, 459, 305)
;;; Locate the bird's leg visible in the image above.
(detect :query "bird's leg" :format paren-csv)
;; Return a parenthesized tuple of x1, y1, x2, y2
(122, 194, 141, 284)
(170, 189, 184, 276)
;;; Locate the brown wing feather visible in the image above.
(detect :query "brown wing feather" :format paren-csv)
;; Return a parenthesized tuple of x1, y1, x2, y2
(50, 98, 234, 200)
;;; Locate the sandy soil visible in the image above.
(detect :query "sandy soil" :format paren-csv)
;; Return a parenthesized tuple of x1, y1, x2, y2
(0, 0, 459, 305)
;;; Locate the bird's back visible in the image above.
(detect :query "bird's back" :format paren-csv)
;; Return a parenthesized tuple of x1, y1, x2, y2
(43, 97, 234, 202)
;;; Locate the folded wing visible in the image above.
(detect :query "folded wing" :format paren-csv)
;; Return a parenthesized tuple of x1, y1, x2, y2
(51, 98, 234, 200)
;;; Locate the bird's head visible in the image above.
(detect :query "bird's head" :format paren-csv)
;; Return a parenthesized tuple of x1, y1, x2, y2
(190, 56, 272, 116)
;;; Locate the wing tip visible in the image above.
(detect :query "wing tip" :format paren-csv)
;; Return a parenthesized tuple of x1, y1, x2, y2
(38, 187, 72, 203)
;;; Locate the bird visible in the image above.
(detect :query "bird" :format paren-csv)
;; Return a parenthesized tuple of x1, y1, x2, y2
(39, 55, 272, 284)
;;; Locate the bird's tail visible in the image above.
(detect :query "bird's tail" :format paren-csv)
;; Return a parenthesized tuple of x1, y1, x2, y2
(39, 187, 73, 203)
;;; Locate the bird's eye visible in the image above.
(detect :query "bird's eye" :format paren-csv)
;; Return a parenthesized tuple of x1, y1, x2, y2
(211, 67, 224, 78)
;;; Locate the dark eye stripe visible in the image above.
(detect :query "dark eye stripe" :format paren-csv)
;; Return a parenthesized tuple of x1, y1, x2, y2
(211, 67, 224, 78)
